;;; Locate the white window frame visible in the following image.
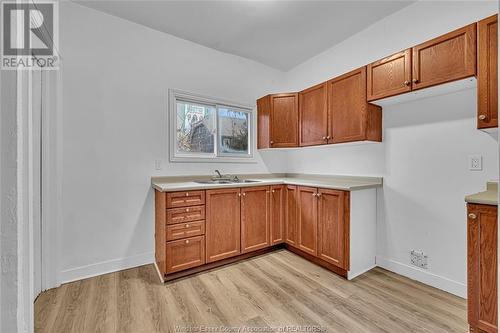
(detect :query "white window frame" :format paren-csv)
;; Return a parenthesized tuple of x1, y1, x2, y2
(169, 89, 255, 163)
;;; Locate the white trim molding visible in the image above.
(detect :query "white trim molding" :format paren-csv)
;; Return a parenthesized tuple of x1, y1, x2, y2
(59, 252, 154, 284)
(376, 255, 467, 298)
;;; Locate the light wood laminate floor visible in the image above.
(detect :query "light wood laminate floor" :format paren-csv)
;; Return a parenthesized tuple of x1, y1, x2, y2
(35, 250, 467, 333)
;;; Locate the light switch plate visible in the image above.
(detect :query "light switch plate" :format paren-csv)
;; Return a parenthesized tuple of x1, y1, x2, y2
(468, 155, 483, 171)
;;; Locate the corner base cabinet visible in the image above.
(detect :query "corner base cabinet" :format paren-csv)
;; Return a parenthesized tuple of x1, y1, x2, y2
(155, 184, 377, 282)
(467, 203, 498, 333)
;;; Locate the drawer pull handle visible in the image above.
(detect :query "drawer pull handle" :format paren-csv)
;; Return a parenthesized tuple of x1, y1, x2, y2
(185, 224, 190, 228)
(468, 213, 477, 219)
(185, 193, 189, 197)
(185, 239, 190, 244)
(185, 208, 190, 212)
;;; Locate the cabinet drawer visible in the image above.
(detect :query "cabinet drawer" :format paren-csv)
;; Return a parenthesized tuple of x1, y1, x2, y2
(166, 236, 205, 274)
(167, 205, 205, 224)
(166, 191, 205, 208)
(166, 221, 205, 241)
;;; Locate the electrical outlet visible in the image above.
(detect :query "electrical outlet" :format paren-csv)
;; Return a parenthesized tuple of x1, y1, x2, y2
(155, 159, 162, 170)
(410, 250, 428, 269)
(469, 155, 483, 171)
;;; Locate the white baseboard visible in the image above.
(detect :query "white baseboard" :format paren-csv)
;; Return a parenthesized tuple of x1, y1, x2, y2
(59, 252, 154, 284)
(376, 255, 466, 298)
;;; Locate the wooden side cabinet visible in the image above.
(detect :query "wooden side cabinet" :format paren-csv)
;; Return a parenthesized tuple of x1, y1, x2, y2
(241, 186, 271, 253)
(299, 82, 328, 146)
(206, 188, 241, 263)
(412, 23, 476, 90)
(270, 185, 285, 245)
(328, 67, 382, 144)
(478, 14, 498, 129)
(257, 93, 299, 148)
(467, 203, 498, 333)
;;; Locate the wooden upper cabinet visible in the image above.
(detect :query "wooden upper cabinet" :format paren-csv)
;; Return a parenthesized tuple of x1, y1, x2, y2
(270, 93, 299, 147)
(412, 23, 476, 90)
(328, 67, 382, 144)
(257, 95, 271, 149)
(367, 49, 412, 101)
(467, 204, 498, 333)
(257, 93, 299, 148)
(241, 186, 270, 253)
(270, 185, 285, 245)
(297, 186, 318, 256)
(317, 189, 349, 270)
(478, 14, 498, 129)
(299, 83, 328, 146)
(285, 185, 299, 247)
(206, 188, 241, 263)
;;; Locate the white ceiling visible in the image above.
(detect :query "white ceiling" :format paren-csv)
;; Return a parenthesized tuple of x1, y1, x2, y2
(76, 1, 415, 71)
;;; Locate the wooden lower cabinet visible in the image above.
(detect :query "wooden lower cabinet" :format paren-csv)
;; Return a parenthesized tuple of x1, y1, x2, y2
(166, 236, 205, 274)
(206, 188, 241, 263)
(297, 186, 318, 256)
(270, 185, 285, 245)
(156, 185, 352, 281)
(241, 186, 270, 253)
(467, 203, 498, 333)
(285, 185, 299, 247)
(317, 189, 349, 270)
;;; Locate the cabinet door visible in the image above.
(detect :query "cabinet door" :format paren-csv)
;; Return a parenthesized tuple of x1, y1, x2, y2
(270, 185, 285, 245)
(367, 49, 412, 101)
(412, 23, 476, 90)
(478, 15, 498, 129)
(299, 83, 328, 146)
(297, 186, 318, 256)
(166, 236, 205, 274)
(285, 185, 298, 247)
(467, 204, 498, 333)
(241, 186, 270, 253)
(317, 189, 349, 269)
(270, 93, 298, 147)
(257, 95, 271, 149)
(206, 188, 241, 263)
(328, 67, 368, 143)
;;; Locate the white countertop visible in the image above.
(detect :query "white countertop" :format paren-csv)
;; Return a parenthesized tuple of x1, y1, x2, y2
(151, 174, 383, 192)
(465, 181, 498, 206)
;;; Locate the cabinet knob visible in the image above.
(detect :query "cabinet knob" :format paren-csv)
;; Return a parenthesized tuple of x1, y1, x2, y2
(185, 193, 189, 197)
(185, 239, 190, 244)
(404, 80, 410, 86)
(412, 78, 419, 84)
(238, 193, 241, 197)
(270, 140, 274, 145)
(326, 135, 331, 140)
(185, 224, 190, 228)
(478, 115, 487, 120)
(468, 213, 477, 219)
(322, 136, 327, 140)
(243, 193, 246, 196)
(272, 190, 275, 193)
(185, 208, 189, 212)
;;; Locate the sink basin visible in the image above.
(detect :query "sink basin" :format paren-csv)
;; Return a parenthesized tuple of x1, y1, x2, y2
(194, 180, 232, 184)
(194, 179, 262, 184)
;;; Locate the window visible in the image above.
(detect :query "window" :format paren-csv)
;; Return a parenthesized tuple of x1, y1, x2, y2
(169, 90, 254, 162)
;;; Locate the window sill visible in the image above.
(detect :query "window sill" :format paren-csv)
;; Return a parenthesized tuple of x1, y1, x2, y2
(169, 156, 257, 164)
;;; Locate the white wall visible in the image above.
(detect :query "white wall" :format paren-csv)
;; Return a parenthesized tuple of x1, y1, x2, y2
(283, 1, 498, 297)
(58, 2, 286, 282)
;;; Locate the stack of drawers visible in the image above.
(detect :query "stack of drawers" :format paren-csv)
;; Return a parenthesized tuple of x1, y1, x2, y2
(165, 190, 206, 274)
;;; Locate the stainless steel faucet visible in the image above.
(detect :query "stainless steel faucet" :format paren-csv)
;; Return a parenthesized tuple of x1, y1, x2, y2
(214, 170, 223, 178)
